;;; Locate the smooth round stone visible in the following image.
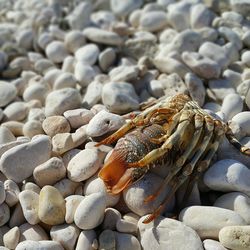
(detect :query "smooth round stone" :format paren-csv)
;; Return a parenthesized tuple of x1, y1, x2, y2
(82, 80, 102, 107)
(42, 116, 71, 137)
(242, 30, 250, 48)
(17, 29, 33, 50)
(23, 120, 44, 138)
(123, 173, 175, 216)
(241, 51, 250, 67)
(139, 216, 203, 250)
(0, 203, 10, 226)
(53, 72, 77, 90)
(185, 73, 206, 107)
(214, 192, 250, 224)
(19, 190, 39, 225)
(0, 51, 7, 71)
(33, 157, 66, 187)
(23, 83, 47, 105)
(219, 225, 250, 250)
(0, 226, 9, 247)
(0, 135, 51, 183)
(62, 56, 75, 73)
(0, 181, 5, 205)
(45, 88, 82, 117)
(75, 44, 99, 66)
(67, 148, 103, 182)
(86, 110, 125, 137)
(203, 239, 227, 250)
(74, 62, 96, 87)
(83, 27, 123, 46)
(22, 182, 40, 194)
(65, 195, 84, 224)
(38, 32, 54, 50)
(74, 192, 106, 230)
(203, 159, 250, 196)
(54, 178, 79, 198)
(230, 112, 250, 138)
(4, 179, 20, 207)
(147, 80, 164, 98)
(219, 27, 242, 50)
(115, 232, 141, 250)
(221, 93, 243, 121)
(75, 230, 96, 250)
(116, 218, 137, 234)
(84, 175, 120, 207)
(19, 223, 48, 241)
(111, 0, 143, 17)
(44, 69, 62, 87)
(98, 229, 116, 250)
(179, 206, 247, 239)
(1, 121, 24, 137)
(34, 59, 54, 75)
(102, 208, 122, 231)
(0, 127, 16, 144)
(139, 11, 168, 32)
(99, 48, 116, 72)
(3, 101, 28, 121)
(64, 30, 86, 53)
(16, 240, 64, 250)
(45, 41, 69, 63)
(0, 81, 17, 107)
(182, 51, 221, 79)
(50, 224, 80, 250)
(3, 226, 20, 250)
(109, 66, 139, 82)
(102, 82, 140, 114)
(38, 185, 66, 225)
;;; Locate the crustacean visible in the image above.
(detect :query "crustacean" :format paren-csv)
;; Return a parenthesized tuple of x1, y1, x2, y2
(96, 94, 250, 223)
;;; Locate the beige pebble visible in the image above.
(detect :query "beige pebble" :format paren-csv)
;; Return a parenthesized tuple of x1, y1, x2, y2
(65, 195, 84, 224)
(33, 157, 66, 187)
(42, 116, 71, 137)
(38, 185, 66, 225)
(19, 190, 39, 225)
(23, 120, 44, 138)
(1, 121, 24, 136)
(16, 240, 64, 250)
(3, 226, 20, 250)
(19, 223, 48, 241)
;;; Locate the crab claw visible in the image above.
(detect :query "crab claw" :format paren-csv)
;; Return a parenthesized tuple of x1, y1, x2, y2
(98, 150, 133, 194)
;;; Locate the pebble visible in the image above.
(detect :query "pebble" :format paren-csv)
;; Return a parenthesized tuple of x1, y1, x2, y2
(63, 109, 94, 129)
(22, 182, 40, 194)
(98, 229, 116, 250)
(64, 30, 86, 54)
(182, 52, 221, 79)
(0, 226, 9, 247)
(0, 181, 5, 205)
(0, 135, 51, 183)
(75, 44, 100, 66)
(203, 159, 250, 196)
(19, 223, 48, 241)
(22, 83, 47, 105)
(16, 240, 63, 250)
(45, 41, 69, 63)
(19, 190, 39, 225)
(0, 127, 16, 144)
(115, 231, 141, 250)
(74, 192, 106, 230)
(38, 185, 66, 225)
(33, 157, 66, 187)
(23, 120, 44, 138)
(82, 80, 103, 107)
(50, 224, 80, 250)
(98, 48, 116, 72)
(74, 62, 96, 87)
(179, 206, 247, 239)
(241, 51, 250, 67)
(3, 226, 20, 250)
(214, 192, 250, 224)
(42, 116, 71, 137)
(230, 112, 250, 138)
(65, 195, 84, 224)
(219, 225, 250, 250)
(75, 230, 96, 250)
(203, 239, 227, 250)
(53, 178, 79, 198)
(67, 148, 103, 182)
(242, 30, 250, 48)
(139, 11, 168, 32)
(45, 88, 82, 117)
(86, 110, 125, 137)
(53, 72, 77, 90)
(0, 203, 10, 226)
(1, 121, 24, 136)
(4, 180, 20, 207)
(0, 81, 17, 107)
(111, 0, 143, 17)
(102, 82, 140, 114)
(3, 101, 28, 121)
(123, 173, 175, 216)
(109, 65, 139, 83)
(138, 216, 203, 250)
(83, 27, 123, 46)
(0, 52, 7, 71)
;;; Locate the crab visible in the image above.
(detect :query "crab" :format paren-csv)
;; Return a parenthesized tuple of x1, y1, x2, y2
(97, 94, 250, 223)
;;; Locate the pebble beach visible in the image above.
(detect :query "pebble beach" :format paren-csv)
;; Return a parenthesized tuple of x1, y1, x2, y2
(0, 0, 250, 249)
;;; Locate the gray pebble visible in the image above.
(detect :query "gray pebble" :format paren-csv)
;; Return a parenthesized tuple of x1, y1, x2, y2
(241, 51, 250, 67)
(109, 65, 139, 82)
(74, 62, 96, 87)
(0, 52, 7, 71)
(111, 0, 143, 17)
(0, 81, 17, 108)
(0, 127, 16, 144)
(82, 80, 103, 107)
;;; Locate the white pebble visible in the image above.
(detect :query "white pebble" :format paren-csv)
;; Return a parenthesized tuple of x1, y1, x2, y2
(16, 240, 63, 250)
(99, 48, 116, 72)
(111, 0, 143, 17)
(0, 127, 16, 144)
(0, 81, 17, 108)
(64, 30, 86, 54)
(3, 226, 20, 250)
(75, 44, 99, 66)
(74, 62, 96, 87)
(75, 230, 96, 250)
(45, 41, 69, 63)
(65, 195, 84, 224)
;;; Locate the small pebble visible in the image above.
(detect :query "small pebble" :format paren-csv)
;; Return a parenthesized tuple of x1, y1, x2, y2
(0, 203, 10, 226)
(3, 226, 20, 250)
(0, 81, 17, 107)
(45, 41, 69, 63)
(203, 239, 227, 250)
(0, 127, 16, 144)
(65, 195, 84, 224)
(74, 62, 96, 87)
(75, 230, 96, 250)
(19, 223, 48, 241)
(64, 30, 86, 54)
(98, 48, 116, 72)
(111, 0, 143, 17)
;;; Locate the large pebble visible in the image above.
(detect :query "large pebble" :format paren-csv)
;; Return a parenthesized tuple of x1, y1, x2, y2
(74, 192, 106, 230)
(123, 173, 175, 216)
(0, 203, 10, 226)
(102, 82, 139, 114)
(115, 231, 141, 250)
(33, 157, 66, 187)
(42, 116, 71, 137)
(203, 159, 250, 196)
(67, 148, 103, 182)
(38, 185, 66, 225)
(83, 27, 122, 46)
(111, 0, 143, 17)
(16, 240, 63, 250)
(3, 101, 28, 121)
(75, 230, 96, 250)
(45, 88, 82, 117)
(64, 31, 86, 54)
(214, 192, 250, 224)
(0, 81, 17, 107)
(3, 226, 20, 250)
(19, 190, 39, 225)
(0, 135, 51, 183)
(75, 44, 99, 66)
(50, 224, 80, 250)
(203, 239, 227, 250)
(219, 225, 250, 250)
(179, 206, 247, 239)
(86, 110, 125, 137)
(45, 41, 69, 63)
(65, 195, 84, 224)
(138, 216, 203, 250)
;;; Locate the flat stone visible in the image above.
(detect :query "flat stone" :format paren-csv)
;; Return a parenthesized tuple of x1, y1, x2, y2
(0, 135, 51, 183)
(3, 101, 28, 121)
(109, 66, 139, 82)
